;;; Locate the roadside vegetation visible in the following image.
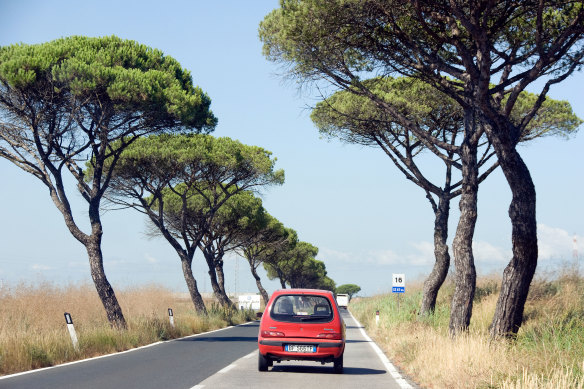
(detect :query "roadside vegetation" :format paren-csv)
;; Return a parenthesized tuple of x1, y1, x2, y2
(260, 0, 584, 339)
(350, 266, 584, 389)
(0, 282, 255, 376)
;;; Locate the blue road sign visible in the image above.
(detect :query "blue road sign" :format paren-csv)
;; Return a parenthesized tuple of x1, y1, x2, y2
(392, 286, 405, 293)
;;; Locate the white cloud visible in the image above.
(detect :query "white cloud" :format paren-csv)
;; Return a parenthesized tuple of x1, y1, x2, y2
(319, 247, 360, 263)
(405, 241, 435, 266)
(145, 254, 158, 264)
(470, 223, 582, 266)
(104, 257, 146, 266)
(68, 260, 86, 268)
(472, 241, 510, 264)
(367, 249, 403, 265)
(537, 223, 582, 260)
(321, 223, 582, 270)
(321, 242, 434, 266)
(31, 264, 51, 271)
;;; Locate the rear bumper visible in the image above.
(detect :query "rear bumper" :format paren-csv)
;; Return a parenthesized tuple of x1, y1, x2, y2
(258, 338, 345, 361)
(259, 340, 343, 348)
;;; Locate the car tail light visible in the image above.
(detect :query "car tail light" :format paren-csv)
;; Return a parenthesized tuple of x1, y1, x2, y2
(261, 330, 285, 337)
(317, 332, 342, 340)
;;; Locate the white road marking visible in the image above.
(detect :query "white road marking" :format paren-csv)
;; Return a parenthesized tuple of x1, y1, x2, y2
(213, 350, 256, 377)
(216, 349, 256, 374)
(349, 310, 414, 389)
(243, 350, 256, 359)
(218, 364, 236, 374)
(0, 320, 258, 381)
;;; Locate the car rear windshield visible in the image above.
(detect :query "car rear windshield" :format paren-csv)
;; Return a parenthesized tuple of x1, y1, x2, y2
(270, 294, 334, 323)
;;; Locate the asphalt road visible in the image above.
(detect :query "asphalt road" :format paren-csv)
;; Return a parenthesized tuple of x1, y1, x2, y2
(194, 310, 414, 389)
(0, 322, 260, 389)
(0, 311, 416, 389)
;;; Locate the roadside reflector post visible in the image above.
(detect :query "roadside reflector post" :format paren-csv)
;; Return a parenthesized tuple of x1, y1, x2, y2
(168, 308, 175, 328)
(375, 310, 380, 325)
(64, 312, 79, 351)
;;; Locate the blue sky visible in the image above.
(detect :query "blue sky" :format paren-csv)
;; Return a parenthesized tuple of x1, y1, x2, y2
(0, 1, 583, 297)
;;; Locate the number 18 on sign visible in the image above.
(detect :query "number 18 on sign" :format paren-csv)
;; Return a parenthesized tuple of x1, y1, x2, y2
(392, 274, 405, 293)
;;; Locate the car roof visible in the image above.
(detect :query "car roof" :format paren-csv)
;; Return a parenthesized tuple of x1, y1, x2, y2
(272, 289, 334, 296)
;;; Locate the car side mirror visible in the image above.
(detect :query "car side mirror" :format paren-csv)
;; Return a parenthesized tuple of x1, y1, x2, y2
(256, 312, 263, 318)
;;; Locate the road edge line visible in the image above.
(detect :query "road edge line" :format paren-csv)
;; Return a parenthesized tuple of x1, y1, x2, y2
(0, 320, 259, 381)
(348, 310, 413, 389)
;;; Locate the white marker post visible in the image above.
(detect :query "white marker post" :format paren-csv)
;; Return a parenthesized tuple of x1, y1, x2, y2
(375, 310, 380, 325)
(392, 274, 406, 311)
(64, 312, 79, 351)
(168, 308, 175, 328)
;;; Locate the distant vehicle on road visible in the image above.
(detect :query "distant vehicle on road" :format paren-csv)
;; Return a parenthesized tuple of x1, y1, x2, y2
(257, 289, 346, 373)
(336, 293, 349, 308)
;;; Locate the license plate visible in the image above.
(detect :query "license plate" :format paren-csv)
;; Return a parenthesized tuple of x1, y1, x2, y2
(285, 344, 316, 353)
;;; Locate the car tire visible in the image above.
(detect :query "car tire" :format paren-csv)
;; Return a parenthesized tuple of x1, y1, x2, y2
(333, 354, 344, 374)
(258, 352, 270, 372)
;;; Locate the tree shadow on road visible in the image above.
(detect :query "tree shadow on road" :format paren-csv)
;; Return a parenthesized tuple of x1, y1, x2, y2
(178, 336, 258, 343)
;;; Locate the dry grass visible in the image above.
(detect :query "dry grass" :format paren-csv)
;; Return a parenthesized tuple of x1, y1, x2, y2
(351, 270, 584, 389)
(0, 281, 254, 375)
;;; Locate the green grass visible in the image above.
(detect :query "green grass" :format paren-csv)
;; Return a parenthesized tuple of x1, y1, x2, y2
(349, 271, 584, 388)
(0, 283, 256, 376)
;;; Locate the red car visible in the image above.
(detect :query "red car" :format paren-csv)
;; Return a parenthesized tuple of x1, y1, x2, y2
(257, 289, 346, 373)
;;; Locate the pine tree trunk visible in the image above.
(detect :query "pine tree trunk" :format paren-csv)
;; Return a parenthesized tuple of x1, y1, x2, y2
(204, 254, 234, 308)
(419, 195, 451, 316)
(180, 257, 207, 315)
(54, 190, 128, 329)
(209, 267, 234, 308)
(216, 260, 226, 295)
(250, 265, 270, 306)
(277, 269, 287, 289)
(87, 239, 127, 329)
(449, 135, 478, 335)
(486, 128, 538, 338)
